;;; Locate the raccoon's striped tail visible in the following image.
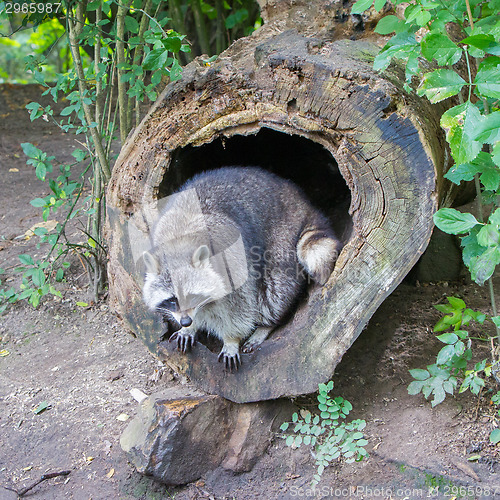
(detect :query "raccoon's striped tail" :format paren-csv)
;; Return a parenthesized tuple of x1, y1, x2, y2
(297, 228, 342, 285)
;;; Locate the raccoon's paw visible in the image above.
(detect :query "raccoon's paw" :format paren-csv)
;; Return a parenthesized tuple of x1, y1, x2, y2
(218, 342, 241, 371)
(169, 330, 196, 353)
(242, 326, 273, 353)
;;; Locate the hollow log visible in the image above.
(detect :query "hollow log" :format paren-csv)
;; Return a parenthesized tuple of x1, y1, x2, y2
(107, 1, 463, 403)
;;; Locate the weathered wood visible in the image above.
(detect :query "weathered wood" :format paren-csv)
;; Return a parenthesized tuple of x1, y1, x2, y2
(107, 5, 461, 403)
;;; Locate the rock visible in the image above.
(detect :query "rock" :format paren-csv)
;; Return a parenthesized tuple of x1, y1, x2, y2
(121, 388, 294, 485)
(120, 387, 232, 485)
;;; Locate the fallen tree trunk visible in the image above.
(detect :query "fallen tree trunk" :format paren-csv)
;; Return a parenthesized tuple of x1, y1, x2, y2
(107, 1, 463, 403)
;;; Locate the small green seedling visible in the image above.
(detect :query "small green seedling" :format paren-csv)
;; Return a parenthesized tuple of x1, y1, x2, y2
(280, 381, 368, 486)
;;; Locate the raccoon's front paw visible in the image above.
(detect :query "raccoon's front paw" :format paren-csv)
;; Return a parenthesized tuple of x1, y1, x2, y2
(169, 329, 196, 353)
(218, 342, 241, 371)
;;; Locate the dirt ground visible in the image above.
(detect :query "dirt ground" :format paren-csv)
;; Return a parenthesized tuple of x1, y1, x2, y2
(1, 83, 500, 500)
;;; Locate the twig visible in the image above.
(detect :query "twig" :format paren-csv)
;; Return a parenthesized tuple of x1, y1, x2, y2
(3, 470, 71, 497)
(465, 0, 474, 31)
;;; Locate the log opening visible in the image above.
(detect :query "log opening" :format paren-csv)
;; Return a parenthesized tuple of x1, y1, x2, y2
(155, 128, 354, 356)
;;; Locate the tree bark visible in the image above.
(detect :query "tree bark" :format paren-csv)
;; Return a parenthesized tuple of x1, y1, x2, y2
(106, 2, 463, 403)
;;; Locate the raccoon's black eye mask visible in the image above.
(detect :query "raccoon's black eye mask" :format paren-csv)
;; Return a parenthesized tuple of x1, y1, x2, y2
(157, 297, 179, 313)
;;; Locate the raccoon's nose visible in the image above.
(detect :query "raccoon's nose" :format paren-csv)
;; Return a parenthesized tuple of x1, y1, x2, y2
(180, 316, 192, 327)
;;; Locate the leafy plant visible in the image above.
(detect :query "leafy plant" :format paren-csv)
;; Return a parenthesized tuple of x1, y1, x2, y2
(0, 0, 261, 313)
(280, 381, 368, 486)
(353, 0, 500, 442)
(408, 296, 500, 443)
(490, 391, 500, 444)
(352, 0, 500, 311)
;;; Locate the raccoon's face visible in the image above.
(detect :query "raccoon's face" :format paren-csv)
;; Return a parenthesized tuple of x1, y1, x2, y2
(142, 245, 229, 327)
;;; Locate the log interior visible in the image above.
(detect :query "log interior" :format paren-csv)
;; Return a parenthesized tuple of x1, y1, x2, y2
(159, 128, 353, 241)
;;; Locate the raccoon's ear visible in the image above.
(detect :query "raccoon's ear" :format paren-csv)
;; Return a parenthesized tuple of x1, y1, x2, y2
(143, 251, 160, 274)
(192, 245, 210, 268)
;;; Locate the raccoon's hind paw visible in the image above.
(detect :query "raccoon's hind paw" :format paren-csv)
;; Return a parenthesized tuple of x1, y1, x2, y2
(169, 330, 196, 353)
(242, 326, 273, 353)
(218, 342, 241, 371)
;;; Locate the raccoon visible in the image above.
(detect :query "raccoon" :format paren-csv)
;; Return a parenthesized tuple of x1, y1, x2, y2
(142, 166, 342, 370)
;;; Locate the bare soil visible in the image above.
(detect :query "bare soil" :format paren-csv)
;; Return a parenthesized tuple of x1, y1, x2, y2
(1, 83, 500, 500)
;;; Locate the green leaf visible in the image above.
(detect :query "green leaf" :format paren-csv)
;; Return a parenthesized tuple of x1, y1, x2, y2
(373, 34, 418, 72)
(421, 33, 462, 66)
(493, 142, 500, 167)
(87, 0, 101, 10)
(470, 375, 485, 394)
(26, 102, 44, 121)
(462, 34, 500, 56)
(169, 58, 183, 82)
(450, 153, 499, 192)
(481, 167, 500, 192)
(470, 247, 500, 285)
(441, 102, 483, 165)
(225, 8, 249, 29)
(72, 149, 87, 162)
(475, 64, 500, 99)
(436, 344, 455, 365)
(21, 142, 40, 159)
(142, 48, 170, 71)
(444, 161, 479, 185)
(35, 162, 47, 182)
(433, 208, 479, 234)
(434, 303, 455, 314)
(461, 228, 485, 269)
(351, 0, 373, 14)
(375, 15, 402, 34)
(490, 208, 500, 227)
(434, 315, 456, 332)
(436, 332, 458, 344)
(473, 111, 500, 144)
(408, 380, 425, 396)
(31, 268, 46, 287)
(163, 36, 183, 54)
(19, 255, 35, 267)
(30, 198, 47, 208)
(34, 401, 49, 414)
(477, 224, 500, 247)
(409, 368, 430, 381)
(417, 69, 466, 103)
(124, 15, 140, 34)
(447, 296, 466, 310)
(490, 428, 500, 444)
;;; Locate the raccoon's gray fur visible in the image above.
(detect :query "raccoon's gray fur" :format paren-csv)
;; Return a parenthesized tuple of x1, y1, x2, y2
(142, 166, 342, 370)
